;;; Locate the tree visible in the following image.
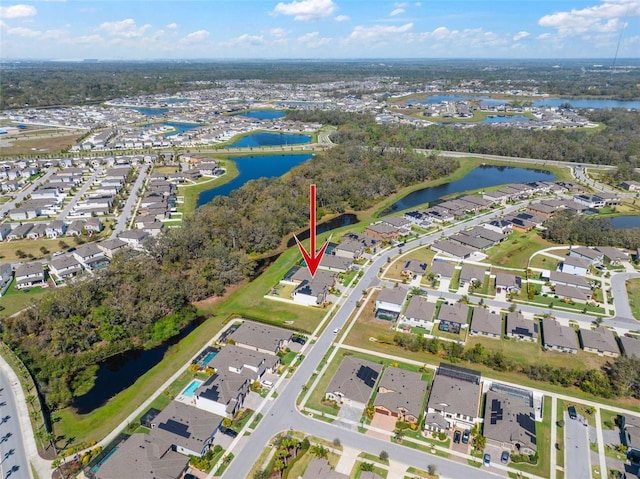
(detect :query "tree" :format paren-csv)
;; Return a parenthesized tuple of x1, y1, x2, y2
(333, 437, 341, 447)
(360, 462, 374, 472)
(379, 450, 389, 461)
(427, 464, 438, 475)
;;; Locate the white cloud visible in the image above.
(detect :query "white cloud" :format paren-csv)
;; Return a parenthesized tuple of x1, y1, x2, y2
(166, 22, 177, 29)
(415, 2, 422, 6)
(100, 19, 151, 38)
(348, 22, 413, 42)
(0, 4, 37, 19)
(538, 0, 640, 36)
(72, 34, 104, 45)
(537, 33, 553, 40)
(7, 26, 40, 37)
(183, 29, 210, 43)
(513, 31, 530, 41)
(334, 14, 350, 22)
(270, 27, 287, 37)
(390, 8, 405, 16)
(298, 31, 331, 47)
(273, 0, 337, 21)
(222, 33, 265, 47)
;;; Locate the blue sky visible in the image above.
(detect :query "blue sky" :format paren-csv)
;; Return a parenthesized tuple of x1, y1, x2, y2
(1, 0, 639, 59)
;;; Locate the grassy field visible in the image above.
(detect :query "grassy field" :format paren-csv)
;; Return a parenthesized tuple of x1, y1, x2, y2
(626, 279, 640, 320)
(0, 237, 71, 261)
(528, 254, 560, 270)
(556, 397, 565, 469)
(0, 131, 83, 155)
(177, 159, 239, 214)
(600, 409, 620, 430)
(485, 230, 555, 269)
(0, 279, 48, 317)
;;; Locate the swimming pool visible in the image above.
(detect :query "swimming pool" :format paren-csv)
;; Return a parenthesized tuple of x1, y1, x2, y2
(198, 351, 217, 368)
(182, 379, 203, 398)
(90, 446, 119, 474)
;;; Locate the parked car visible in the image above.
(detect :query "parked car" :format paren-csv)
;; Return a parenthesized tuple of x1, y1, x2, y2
(462, 429, 470, 444)
(568, 405, 577, 420)
(333, 327, 341, 334)
(184, 474, 198, 479)
(483, 453, 491, 467)
(501, 451, 510, 464)
(453, 430, 461, 443)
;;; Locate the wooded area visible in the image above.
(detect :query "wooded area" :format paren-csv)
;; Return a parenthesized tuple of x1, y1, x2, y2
(1, 145, 456, 409)
(542, 210, 640, 248)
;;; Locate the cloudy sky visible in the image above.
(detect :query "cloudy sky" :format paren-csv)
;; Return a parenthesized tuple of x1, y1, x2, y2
(1, 0, 639, 59)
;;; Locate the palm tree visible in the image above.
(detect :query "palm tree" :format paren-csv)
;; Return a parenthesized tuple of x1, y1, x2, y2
(310, 444, 328, 458)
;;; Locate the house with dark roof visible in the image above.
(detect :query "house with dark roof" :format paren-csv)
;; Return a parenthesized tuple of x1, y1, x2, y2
(554, 284, 590, 303)
(400, 295, 436, 329)
(318, 254, 353, 273)
(506, 312, 538, 342)
(325, 356, 382, 405)
(459, 265, 486, 287)
(579, 327, 619, 357)
(426, 364, 482, 430)
(483, 389, 537, 456)
(542, 319, 578, 353)
(495, 272, 521, 293)
(431, 240, 475, 260)
(569, 246, 603, 266)
(301, 458, 348, 479)
(620, 335, 640, 359)
(374, 367, 428, 424)
(375, 287, 408, 321)
(622, 414, 640, 460)
(561, 255, 590, 276)
(194, 371, 250, 418)
(226, 321, 292, 355)
(97, 238, 128, 258)
(291, 269, 336, 307)
(0, 263, 12, 295)
(48, 255, 84, 280)
(15, 263, 45, 289)
(470, 308, 502, 339)
(402, 259, 427, 277)
(429, 261, 455, 280)
(547, 270, 590, 290)
(595, 246, 627, 264)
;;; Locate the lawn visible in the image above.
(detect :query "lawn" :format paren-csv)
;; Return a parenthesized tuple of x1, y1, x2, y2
(383, 247, 435, 281)
(303, 350, 344, 416)
(0, 132, 82, 155)
(600, 409, 620, 430)
(626, 279, 640, 320)
(556, 397, 565, 468)
(528, 254, 560, 270)
(519, 294, 606, 315)
(0, 279, 48, 317)
(0, 237, 71, 261)
(485, 230, 555, 269)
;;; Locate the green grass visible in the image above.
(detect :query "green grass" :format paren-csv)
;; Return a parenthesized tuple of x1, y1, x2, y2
(448, 269, 461, 291)
(384, 247, 435, 281)
(177, 159, 239, 214)
(358, 451, 389, 465)
(626, 279, 640, 320)
(304, 350, 344, 416)
(600, 409, 620, 430)
(280, 351, 298, 366)
(0, 279, 47, 317)
(556, 398, 565, 468)
(485, 230, 556, 269)
(518, 294, 606, 315)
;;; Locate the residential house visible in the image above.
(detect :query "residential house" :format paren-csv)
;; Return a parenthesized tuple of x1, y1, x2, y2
(380, 216, 412, 233)
(365, 223, 402, 242)
(569, 246, 603, 266)
(620, 335, 640, 359)
(226, 321, 292, 355)
(469, 308, 502, 339)
(495, 272, 521, 293)
(45, 220, 66, 239)
(547, 271, 591, 290)
(193, 370, 250, 418)
(325, 356, 382, 405)
(26, 223, 47, 239)
(118, 229, 150, 250)
(14, 263, 45, 289)
(595, 246, 627, 265)
(0, 224, 11, 241)
(97, 238, 128, 258)
(205, 344, 279, 378)
(7, 224, 32, 241)
(554, 284, 590, 303)
(0, 263, 13, 295)
(66, 219, 86, 236)
(290, 269, 336, 307)
(401, 260, 427, 278)
(374, 367, 428, 424)
(426, 364, 482, 431)
(400, 295, 436, 329)
(579, 327, 619, 357)
(429, 261, 455, 280)
(318, 254, 353, 273)
(484, 219, 512, 235)
(48, 255, 84, 279)
(622, 181, 640, 191)
(84, 217, 104, 233)
(622, 414, 640, 460)
(431, 240, 475, 260)
(301, 458, 348, 479)
(73, 243, 108, 270)
(450, 233, 493, 251)
(459, 265, 486, 287)
(437, 302, 469, 335)
(506, 312, 539, 342)
(375, 287, 408, 321)
(561, 256, 590, 276)
(483, 387, 537, 456)
(333, 239, 365, 259)
(541, 319, 578, 353)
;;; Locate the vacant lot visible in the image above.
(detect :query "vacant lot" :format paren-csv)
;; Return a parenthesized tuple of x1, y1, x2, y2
(485, 230, 555, 269)
(0, 132, 82, 155)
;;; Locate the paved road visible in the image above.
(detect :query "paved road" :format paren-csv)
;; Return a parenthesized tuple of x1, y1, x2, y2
(610, 272, 640, 322)
(0, 369, 32, 479)
(218, 204, 521, 479)
(0, 167, 54, 218)
(565, 411, 590, 479)
(56, 167, 102, 220)
(111, 164, 149, 238)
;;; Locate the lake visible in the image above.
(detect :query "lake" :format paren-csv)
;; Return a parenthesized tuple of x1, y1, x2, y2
(131, 107, 170, 116)
(533, 98, 640, 109)
(482, 115, 530, 124)
(240, 110, 286, 120)
(162, 122, 201, 136)
(384, 165, 556, 214)
(609, 216, 640, 229)
(197, 153, 313, 206)
(226, 132, 311, 148)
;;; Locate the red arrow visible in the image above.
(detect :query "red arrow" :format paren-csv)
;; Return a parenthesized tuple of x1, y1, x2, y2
(294, 184, 329, 277)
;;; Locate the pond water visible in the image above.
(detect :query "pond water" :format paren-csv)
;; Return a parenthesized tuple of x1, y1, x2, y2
(226, 132, 311, 148)
(533, 98, 640, 109)
(161, 122, 201, 136)
(609, 216, 640, 229)
(383, 165, 556, 214)
(197, 154, 313, 206)
(482, 115, 530, 124)
(131, 107, 170, 116)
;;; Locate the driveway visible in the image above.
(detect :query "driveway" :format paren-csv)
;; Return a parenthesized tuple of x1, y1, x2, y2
(367, 413, 395, 441)
(565, 411, 591, 479)
(335, 400, 365, 431)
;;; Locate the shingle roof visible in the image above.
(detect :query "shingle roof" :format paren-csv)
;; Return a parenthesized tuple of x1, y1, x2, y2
(375, 367, 428, 419)
(427, 373, 481, 419)
(470, 308, 502, 336)
(227, 321, 293, 353)
(403, 295, 436, 323)
(506, 312, 538, 339)
(483, 390, 537, 453)
(580, 327, 619, 355)
(325, 356, 382, 404)
(542, 319, 579, 350)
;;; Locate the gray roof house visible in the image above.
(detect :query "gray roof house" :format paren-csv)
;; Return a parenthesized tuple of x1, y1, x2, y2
(226, 321, 292, 355)
(429, 261, 455, 280)
(402, 259, 427, 276)
(506, 312, 539, 342)
(325, 356, 382, 404)
(483, 389, 537, 455)
(579, 327, 619, 357)
(401, 295, 436, 328)
(207, 345, 279, 377)
(431, 239, 475, 260)
(554, 284, 590, 302)
(375, 287, 408, 320)
(495, 273, 521, 293)
(426, 364, 482, 429)
(470, 308, 502, 338)
(15, 262, 45, 289)
(302, 457, 348, 479)
(374, 367, 428, 424)
(437, 302, 469, 326)
(194, 370, 250, 418)
(459, 265, 486, 286)
(542, 319, 578, 353)
(547, 270, 590, 290)
(48, 255, 84, 279)
(620, 335, 640, 359)
(291, 268, 336, 307)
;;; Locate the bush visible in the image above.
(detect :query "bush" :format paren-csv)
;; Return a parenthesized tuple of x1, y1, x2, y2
(438, 432, 446, 441)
